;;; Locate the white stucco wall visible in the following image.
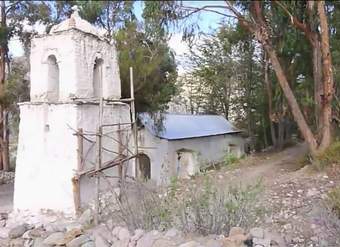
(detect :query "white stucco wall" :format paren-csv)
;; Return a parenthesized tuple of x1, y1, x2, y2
(30, 30, 121, 102)
(14, 102, 131, 213)
(138, 129, 245, 185)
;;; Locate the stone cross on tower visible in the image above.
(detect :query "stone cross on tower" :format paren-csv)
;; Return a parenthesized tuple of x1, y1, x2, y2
(13, 6, 131, 214)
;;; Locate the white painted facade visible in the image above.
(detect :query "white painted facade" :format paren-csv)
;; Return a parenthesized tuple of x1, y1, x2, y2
(14, 8, 130, 213)
(138, 128, 245, 185)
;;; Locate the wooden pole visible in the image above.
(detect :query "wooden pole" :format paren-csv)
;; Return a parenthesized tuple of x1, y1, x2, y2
(94, 63, 104, 225)
(73, 128, 83, 216)
(130, 67, 138, 178)
(94, 126, 102, 225)
(78, 128, 84, 171)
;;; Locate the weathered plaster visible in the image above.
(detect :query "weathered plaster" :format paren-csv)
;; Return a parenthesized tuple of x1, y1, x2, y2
(138, 129, 245, 185)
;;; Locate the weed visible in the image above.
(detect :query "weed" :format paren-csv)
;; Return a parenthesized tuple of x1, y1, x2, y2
(102, 176, 264, 234)
(313, 141, 340, 170)
(327, 186, 340, 218)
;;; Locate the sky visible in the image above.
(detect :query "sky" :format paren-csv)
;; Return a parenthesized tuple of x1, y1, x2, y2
(8, 1, 225, 74)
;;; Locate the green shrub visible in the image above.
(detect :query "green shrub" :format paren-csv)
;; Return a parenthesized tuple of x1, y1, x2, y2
(176, 177, 264, 235)
(327, 186, 340, 218)
(314, 141, 340, 170)
(224, 153, 239, 166)
(104, 176, 264, 235)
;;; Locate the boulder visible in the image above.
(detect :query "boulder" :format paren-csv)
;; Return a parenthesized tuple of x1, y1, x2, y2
(118, 227, 130, 240)
(9, 238, 25, 247)
(253, 237, 270, 247)
(228, 227, 245, 237)
(78, 209, 93, 227)
(81, 241, 95, 247)
(164, 228, 181, 238)
(136, 230, 161, 247)
(67, 234, 91, 247)
(178, 241, 203, 247)
(42, 232, 65, 245)
(94, 233, 111, 247)
(152, 238, 177, 247)
(111, 239, 130, 247)
(249, 228, 264, 239)
(204, 239, 223, 247)
(8, 224, 29, 239)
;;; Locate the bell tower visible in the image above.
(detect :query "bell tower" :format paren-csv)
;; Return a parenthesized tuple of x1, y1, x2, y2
(13, 6, 131, 213)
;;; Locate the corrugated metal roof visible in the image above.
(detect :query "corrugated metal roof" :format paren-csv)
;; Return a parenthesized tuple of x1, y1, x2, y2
(138, 113, 241, 140)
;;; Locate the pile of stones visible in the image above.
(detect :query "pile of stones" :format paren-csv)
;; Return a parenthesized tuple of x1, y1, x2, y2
(0, 209, 286, 247)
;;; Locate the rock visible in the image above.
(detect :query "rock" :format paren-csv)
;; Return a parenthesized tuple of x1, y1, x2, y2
(136, 230, 161, 247)
(164, 228, 181, 238)
(42, 232, 65, 245)
(65, 222, 83, 232)
(67, 234, 91, 247)
(94, 233, 110, 247)
(44, 222, 66, 232)
(178, 241, 202, 247)
(92, 224, 113, 244)
(8, 223, 29, 239)
(33, 238, 48, 247)
(0, 219, 6, 227)
(222, 234, 248, 247)
(152, 238, 177, 247)
(9, 238, 25, 247)
(204, 239, 223, 247)
(118, 227, 130, 240)
(58, 228, 83, 245)
(23, 227, 47, 239)
(0, 238, 10, 247)
(249, 227, 264, 239)
(253, 237, 271, 247)
(112, 226, 122, 238)
(131, 229, 144, 242)
(81, 241, 95, 247)
(112, 239, 130, 247)
(78, 209, 93, 227)
(0, 227, 10, 238)
(229, 227, 245, 237)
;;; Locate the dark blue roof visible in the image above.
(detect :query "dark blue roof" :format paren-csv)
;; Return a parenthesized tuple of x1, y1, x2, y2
(138, 113, 241, 140)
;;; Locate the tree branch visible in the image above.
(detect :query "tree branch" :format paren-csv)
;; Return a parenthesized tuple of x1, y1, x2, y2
(273, 0, 314, 44)
(181, 5, 240, 20)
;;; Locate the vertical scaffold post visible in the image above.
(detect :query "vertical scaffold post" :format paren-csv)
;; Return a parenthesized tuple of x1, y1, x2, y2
(73, 128, 83, 216)
(94, 70, 104, 224)
(130, 67, 138, 178)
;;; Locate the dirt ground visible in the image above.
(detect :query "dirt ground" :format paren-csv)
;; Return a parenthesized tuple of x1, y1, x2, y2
(175, 142, 340, 247)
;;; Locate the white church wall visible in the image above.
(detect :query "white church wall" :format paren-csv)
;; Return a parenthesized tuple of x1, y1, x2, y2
(138, 130, 245, 185)
(14, 103, 78, 213)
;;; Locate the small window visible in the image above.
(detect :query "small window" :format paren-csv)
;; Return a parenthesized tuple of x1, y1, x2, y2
(93, 58, 103, 98)
(47, 55, 59, 101)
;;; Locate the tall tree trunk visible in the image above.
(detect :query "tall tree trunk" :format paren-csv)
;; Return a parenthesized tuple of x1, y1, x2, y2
(318, 1, 334, 152)
(264, 43, 318, 154)
(311, 38, 324, 131)
(0, 1, 5, 170)
(264, 51, 277, 147)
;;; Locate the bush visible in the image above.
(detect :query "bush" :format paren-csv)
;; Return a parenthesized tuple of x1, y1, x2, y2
(314, 141, 340, 170)
(327, 186, 340, 218)
(102, 176, 264, 235)
(224, 153, 239, 166)
(175, 177, 264, 235)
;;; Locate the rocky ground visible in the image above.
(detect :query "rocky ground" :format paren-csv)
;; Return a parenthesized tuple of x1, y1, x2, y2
(0, 208, 284, 247)
(1, 143, 340, 246)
